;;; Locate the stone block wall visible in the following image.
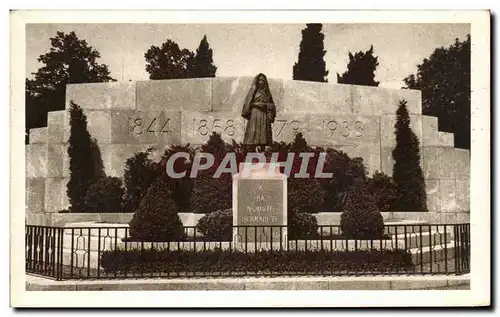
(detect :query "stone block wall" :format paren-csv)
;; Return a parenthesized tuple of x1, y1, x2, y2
(25, 77, 470, 221)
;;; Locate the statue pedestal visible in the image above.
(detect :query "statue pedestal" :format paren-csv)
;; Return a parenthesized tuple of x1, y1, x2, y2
(232, 162, 287, 251)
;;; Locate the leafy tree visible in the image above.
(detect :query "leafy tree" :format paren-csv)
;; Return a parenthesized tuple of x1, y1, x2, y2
(26, 31, 115, 144)
(392, 100, 427, 211)
(404, 34, 470, 149)
(66, 101, 105, 212)
(190, 35, 217, 78)
(144, 39, 195, 80)
(337, 45, 380, 86)
(293, 24, 329, 82)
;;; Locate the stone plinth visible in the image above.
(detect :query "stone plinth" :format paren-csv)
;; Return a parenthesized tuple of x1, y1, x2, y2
(232, 163, 287, 248)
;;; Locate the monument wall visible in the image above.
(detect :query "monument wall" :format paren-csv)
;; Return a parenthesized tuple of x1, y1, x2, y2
(25, 77, 470, 220)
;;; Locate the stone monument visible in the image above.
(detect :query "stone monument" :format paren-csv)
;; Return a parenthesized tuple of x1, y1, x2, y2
(25, 76, 470, 225)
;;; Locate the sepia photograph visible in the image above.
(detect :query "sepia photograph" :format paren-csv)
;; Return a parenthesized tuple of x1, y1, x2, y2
(10, 10, 490, 308)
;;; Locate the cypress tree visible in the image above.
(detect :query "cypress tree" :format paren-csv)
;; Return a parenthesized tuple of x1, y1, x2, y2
(293, 24, 329, 82)
(337, 45, 380, 86)
(190, 35, 217, 78)
(392, 100, 427, 211)
(66, 101, 104, 212)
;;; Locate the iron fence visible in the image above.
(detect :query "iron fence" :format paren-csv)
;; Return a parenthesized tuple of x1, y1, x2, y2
(25, 223, 470, 280)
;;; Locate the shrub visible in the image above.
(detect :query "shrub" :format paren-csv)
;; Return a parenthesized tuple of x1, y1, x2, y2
(365, 171, 399, 211)
(392, 100, 427, 211)
(320, 149, 367, 212)
(100, 248, 413, 275)
(288, 211, 318, 240)
(191, 175, 232, 214)
(85, 177, 125, 213)
(196, 209, 232, 241)
(340, 183, 384, 239)
(288, 178, 324, 214)
(128, 178, 184, 241)
(122, 149, 158, 213)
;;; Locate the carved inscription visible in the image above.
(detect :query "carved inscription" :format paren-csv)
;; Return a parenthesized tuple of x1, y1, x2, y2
(323, 119, 364, 138)
(237, 179, 284, 243)
(129, 117, 171, 135)
(273, 119, 302, 138)
(193, 118, 236, 137)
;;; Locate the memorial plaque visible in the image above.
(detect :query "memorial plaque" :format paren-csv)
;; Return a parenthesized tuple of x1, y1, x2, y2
(233, 164, 287, 246)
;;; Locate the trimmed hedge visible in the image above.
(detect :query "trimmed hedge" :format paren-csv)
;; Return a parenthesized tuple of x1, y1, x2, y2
(128, 178, 184, 242)
(101, 248, 413, 275)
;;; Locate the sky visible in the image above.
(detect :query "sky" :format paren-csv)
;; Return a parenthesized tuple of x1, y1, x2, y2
(26, 23, 470, 88)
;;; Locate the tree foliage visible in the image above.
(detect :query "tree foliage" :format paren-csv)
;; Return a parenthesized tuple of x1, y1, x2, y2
(144, 39, 195, 80)
(340, 183, 384, 239)
(144, 36, 217, 80)
(26, 31, 115, 143)
(404, 34, 470, 149)
(190, 35, 217, 78)
(337, 45, 380, 86)
(85, 177, 125, 213)
(66, 101, 105, 212)
(392, 100, 427, 211)
(122, 149, 158, 213)
(293, 24, 329, 82)
(364, 171, 399, 211)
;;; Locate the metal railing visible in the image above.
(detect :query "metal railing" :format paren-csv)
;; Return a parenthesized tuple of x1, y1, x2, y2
(25, 223, 470, 280)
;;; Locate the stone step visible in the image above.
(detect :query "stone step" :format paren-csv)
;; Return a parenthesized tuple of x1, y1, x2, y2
(29, 127, 48, 144)
(60, 230, 452, 254)
(395, 231, 453, 249)
(410, 242, 457, 265)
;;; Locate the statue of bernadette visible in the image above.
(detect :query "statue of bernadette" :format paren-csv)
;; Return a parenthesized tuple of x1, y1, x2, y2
(241, 73, 276, 148)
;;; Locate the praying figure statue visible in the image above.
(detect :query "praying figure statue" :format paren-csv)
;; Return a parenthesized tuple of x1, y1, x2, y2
(241, 73, 276, 150)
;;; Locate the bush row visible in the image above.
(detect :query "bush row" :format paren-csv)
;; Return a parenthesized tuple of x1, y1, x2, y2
(77, 132, 397, 241)
(100, 248, 413, 275)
